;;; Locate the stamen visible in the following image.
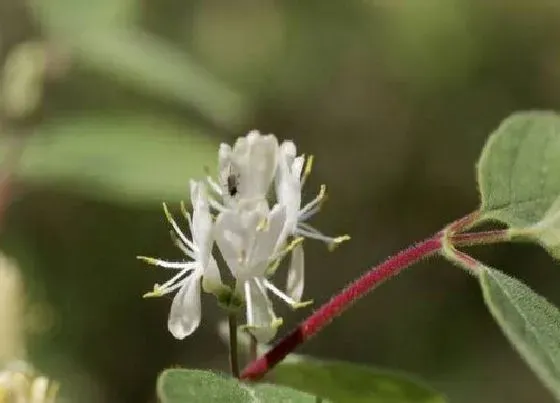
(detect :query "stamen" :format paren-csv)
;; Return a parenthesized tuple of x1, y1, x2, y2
(205, 173, 224, 196)
(301, 154, 314, 186)
(328, 235, 351, 252)
(263, 279, 312, 309)
(169, 231, 196, 259)
(163, 203, 196, 251)
(300, 184, 327, 217)
(285, 236, 304, 253)
(296, 224, 335, 243)
(208, 197, 226, 213)
(142, 289, 162, 298)
(157, 267, 193, 291)
(137, 256, 194, 270)
(299, 205, 321, 221)
(256, 217, 269, 232)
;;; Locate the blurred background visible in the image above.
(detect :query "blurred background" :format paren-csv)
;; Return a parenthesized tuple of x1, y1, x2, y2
(1, 0, 560, 402)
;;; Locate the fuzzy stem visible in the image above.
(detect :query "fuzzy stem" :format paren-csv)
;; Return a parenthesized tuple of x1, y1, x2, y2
(445, 210, 481, 234)
(228, 313, 240, 378)
(240, 235, 442, 381)
(450, 230, 511, 247)
(441, 243, 483, 275)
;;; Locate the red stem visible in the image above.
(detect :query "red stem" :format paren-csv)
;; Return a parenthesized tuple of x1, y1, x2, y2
(240, 235, 442, 381)
(450, 230, 510, 247)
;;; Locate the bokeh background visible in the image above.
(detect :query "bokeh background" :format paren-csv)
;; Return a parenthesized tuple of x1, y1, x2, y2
(1, 1, 560, 402)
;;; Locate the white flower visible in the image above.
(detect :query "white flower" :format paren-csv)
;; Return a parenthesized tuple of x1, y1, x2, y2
(138, 180, 222, 339)
(0, 362, 58, 403)
(206, 130, 279, 211)
(275, 140, 350, 301)
(214, 203, 307, 342)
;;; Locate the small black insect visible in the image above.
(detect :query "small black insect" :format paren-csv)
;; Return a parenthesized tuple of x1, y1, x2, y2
(226, 172, 239, 197)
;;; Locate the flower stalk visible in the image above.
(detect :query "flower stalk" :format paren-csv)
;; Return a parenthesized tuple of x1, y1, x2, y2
(240, 235, 442, 380)
(241, 212, 514, 380)
(228, 313, 240, 378)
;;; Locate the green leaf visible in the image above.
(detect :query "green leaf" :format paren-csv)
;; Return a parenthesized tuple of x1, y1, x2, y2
(13, 115, 217, 204)
(253, 383, 323, 402)
(479, 266, 560, 400)
(272, 359, 446, 403)
(157, 369, 321, 403)
(32, 0, 249, 128)
(30, 0, 138, 29)
(67, 29, 248, 128)
(157, 369, 251, 403)
(477, 111, 560, 228)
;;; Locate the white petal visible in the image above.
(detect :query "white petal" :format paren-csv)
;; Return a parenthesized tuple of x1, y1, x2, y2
(246, 278, 279, 343)
(250, 204, 286, 271)
(275, 147, 301, 236)
(286, 243, 305, 302)
(214, 210, 244, 276)
(168, 273, 202, 339)
(280, 140, 297, 162)
(202, 256, 222, 293)
(233, 132, 278, 200)
(218, 143, 232, 174)
(190, 180, 213, 264)
(292, 155, 305, 182)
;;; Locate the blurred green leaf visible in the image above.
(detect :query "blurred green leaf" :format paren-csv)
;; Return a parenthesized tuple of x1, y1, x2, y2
(477, 111, 560, 228)
(70, 29, 248, 128)
(31, 0, 249, 128)
(30, 0, 138, 29)
(479, 266, 560, 400)
(12, 115, 218, 204)
(272, 359, 446, 403)
(157, 369, 321, 403)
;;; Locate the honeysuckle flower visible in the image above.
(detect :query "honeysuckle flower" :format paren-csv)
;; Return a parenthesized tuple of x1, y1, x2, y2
(139, 130, 347, 344)
(214, 203, 308, 342)
(205, 130, 279, 211)
(138, 180, 222, 339)
(275, 140, 350, 301)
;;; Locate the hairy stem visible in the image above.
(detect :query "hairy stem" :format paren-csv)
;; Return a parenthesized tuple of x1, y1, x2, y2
(240, 235, 442, 380)
(441, 243, 484, 274)
(450, 230, 511, 247)
(228, 313, 240, 378)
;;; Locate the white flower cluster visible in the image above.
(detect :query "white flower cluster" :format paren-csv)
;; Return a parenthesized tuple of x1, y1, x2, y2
(139, 131, 348, 342)
(0, 362, 58, 403)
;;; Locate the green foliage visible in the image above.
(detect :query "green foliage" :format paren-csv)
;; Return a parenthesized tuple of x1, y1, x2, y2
(31, 0, 249, 128)
(477, 111, 560, 228)
(479, 266, 560, 401)
(12, 115, 217, 204)
(272, 359, 446, 403)
(157, 369, 321, 403)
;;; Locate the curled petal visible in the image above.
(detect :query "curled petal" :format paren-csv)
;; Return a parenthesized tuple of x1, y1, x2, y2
(286, 243, 305, 302)
(168, 273, 202, 339)
(245, 278, 281, 343)
(189, 180, 213, 264)
(202, 256, 222, 294)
